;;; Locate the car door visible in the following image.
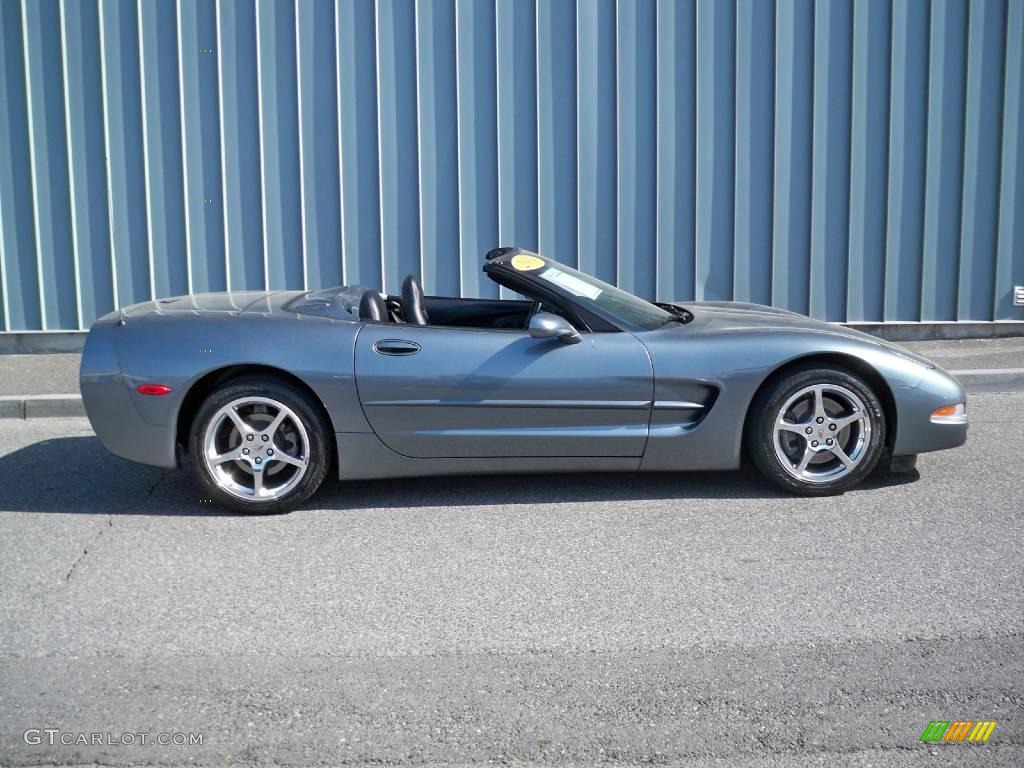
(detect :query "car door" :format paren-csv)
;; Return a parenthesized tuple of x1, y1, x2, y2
(354, 324, 653, 458)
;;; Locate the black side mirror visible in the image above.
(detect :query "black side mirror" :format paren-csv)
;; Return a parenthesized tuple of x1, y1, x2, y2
(528, 312, 582, 345)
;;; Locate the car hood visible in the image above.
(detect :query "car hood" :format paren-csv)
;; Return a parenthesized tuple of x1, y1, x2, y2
(671, 301, 937, 368)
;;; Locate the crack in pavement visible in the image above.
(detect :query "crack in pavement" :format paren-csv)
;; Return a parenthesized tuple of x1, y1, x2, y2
(63, 471, 171, 582)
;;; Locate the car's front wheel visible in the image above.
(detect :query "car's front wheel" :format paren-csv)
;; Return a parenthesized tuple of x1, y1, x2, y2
(189, 378, 331, 513)
(746, 364, 886, 495)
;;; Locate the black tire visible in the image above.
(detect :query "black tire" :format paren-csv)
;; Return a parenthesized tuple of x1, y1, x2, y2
(188, 377, 331, 513)
(746, 364, 886, 496)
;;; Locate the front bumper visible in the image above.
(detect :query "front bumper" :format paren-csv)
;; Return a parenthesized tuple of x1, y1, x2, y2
(891, 366, 969, 456)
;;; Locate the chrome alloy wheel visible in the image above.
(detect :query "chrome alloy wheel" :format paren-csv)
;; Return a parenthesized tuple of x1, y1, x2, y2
(772, 383, 872, 484)
(201, 396, 310, 501)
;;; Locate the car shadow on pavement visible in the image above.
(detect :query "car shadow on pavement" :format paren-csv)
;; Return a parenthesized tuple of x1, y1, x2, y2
(0, 435, 920, 515)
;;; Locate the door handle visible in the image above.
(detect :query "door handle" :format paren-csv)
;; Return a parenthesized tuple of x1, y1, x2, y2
(373, 339, 421, 356)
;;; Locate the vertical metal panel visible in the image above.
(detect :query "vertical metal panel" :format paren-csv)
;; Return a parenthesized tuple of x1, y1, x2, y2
(336, 0, 380, 289)
(883, 0, 929, 321)
(734, 0, 774, 306)
(375, 0, 420, 294)
(695, 0, 734, 301)
(415, 0, 460, 296)
(255, 0, 303, 290)
(219, 0, 264, 291)
(537, 0, 577, 269)
(177, 0, 225, 293)
(958, 0, 1007, 321)
(0, 0, 1021, 332)
(138, 0, 188, 301)
(22, 0, 77, 329)
(847, 0, 890, 322)
(995, 0, 1023, 321)
(920, 0, 967, 320)
(99, 0, 152, 306)
(809, 0, 852, 321)
(496, 0, 538, 299)
(454, 0, 498, 298)
(0, 0, 39, 330)
(771, 0, 813, 315)
(576, 0, 616, 283)
(654, 0, 695, 302)
(614, 0, 656, 299)
(296, 0, 342, 293)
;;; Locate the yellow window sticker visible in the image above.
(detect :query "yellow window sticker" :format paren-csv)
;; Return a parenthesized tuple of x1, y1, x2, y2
(511, 254, 544, 271)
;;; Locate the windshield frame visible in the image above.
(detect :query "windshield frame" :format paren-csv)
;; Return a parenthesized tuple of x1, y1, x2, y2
(485, 253, 678, 332)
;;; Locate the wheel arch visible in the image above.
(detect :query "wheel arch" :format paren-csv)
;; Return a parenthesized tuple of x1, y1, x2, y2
(741, 353, 897, 457)
(175, 364, 337, 458)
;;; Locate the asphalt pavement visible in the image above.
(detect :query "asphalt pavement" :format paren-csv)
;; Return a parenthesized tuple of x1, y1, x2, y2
(0, 394, 1022, 767)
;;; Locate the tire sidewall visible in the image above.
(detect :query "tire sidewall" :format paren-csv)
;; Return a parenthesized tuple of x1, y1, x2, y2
(748, 366, 887, 496)
(188, 379, 331, 513)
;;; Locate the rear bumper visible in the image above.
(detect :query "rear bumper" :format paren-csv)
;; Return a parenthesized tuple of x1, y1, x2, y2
(80, 323, 178, 469)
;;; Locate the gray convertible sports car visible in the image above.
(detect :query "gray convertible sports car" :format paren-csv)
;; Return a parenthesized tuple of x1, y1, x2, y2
(80, 247, 967, 512)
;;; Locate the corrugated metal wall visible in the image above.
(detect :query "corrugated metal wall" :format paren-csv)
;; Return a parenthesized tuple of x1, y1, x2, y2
(0, 0, 1022, 333)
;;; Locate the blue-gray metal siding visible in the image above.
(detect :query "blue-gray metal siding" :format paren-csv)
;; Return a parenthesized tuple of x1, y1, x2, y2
(0, 0, 1021, 332)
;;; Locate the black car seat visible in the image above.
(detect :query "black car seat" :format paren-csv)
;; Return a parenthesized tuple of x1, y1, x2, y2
(401, 275, 429, 325)
(358, 289, 388, 322)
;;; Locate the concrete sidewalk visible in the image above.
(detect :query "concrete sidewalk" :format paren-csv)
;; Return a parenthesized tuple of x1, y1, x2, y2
(1, 337, 1022, 418)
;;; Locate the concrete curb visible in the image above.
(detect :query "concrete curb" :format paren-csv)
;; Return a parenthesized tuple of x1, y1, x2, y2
(0, 368, 1022, 420)
(950, 368, 1024, 394)
(0, 394, 85, 419)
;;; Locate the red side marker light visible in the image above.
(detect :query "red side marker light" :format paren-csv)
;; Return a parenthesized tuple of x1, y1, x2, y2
(137, 384, 172, 396)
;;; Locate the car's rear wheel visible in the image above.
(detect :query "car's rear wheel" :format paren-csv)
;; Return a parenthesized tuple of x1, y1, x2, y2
(747, 365, 886, 495)
(189, 378, 331, 513)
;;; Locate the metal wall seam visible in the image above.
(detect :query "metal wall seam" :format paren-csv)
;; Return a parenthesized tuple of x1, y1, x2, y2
(294, 0, 307, 291)
(19, 0, 47, 330)
(494, 0, 505, 300)
(99, 0, 122, 307)
(339, 0, 352, 288)
(254, 0, 269, 291)
(215, 0, 231, 292)
(414, 0, 425, 292)
(453, 0, 465, 296)
(173, 0, 191, 296)
(136, 3, 156, 302)
(58, 0, 83, 330)
(373, 0, 387, 294)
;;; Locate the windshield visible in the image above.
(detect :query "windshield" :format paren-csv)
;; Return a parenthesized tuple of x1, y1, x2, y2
(532, 263, 673, 330)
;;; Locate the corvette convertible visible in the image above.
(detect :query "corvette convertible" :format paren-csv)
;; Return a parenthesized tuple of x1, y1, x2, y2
(80, 247, 967, 512)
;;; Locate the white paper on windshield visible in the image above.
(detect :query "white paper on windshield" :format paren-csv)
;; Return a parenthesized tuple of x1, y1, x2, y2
(539, 268, 603, 300)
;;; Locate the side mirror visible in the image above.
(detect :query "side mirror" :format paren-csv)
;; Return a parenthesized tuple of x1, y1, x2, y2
(529, 312, 582, 345)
